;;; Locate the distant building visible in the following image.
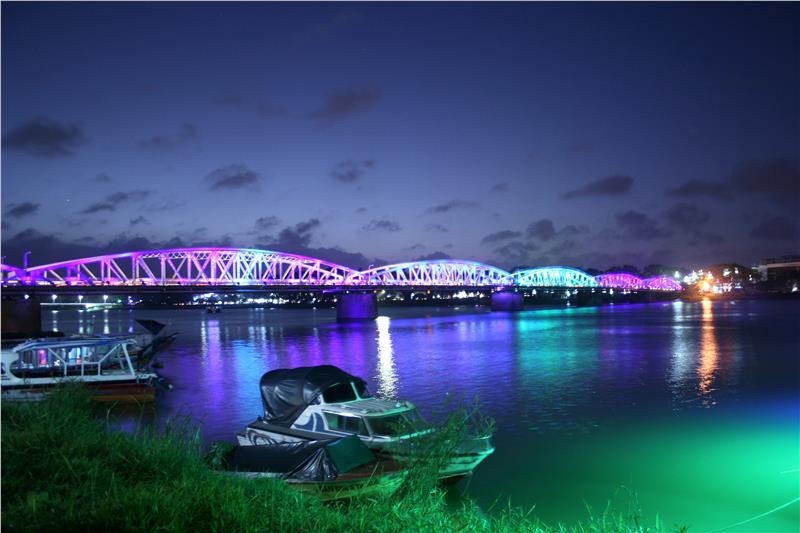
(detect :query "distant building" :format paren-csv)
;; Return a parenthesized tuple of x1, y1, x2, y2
(754, 256, 800, 282)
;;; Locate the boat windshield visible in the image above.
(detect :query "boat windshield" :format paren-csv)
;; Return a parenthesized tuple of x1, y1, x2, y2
(367, 410, 427, 437)
(322, 381, 373, 403)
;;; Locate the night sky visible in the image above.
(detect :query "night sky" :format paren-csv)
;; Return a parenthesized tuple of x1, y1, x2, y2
(2, 2, 798, 270)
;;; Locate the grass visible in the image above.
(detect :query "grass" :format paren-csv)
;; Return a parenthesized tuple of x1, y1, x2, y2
(1, 385, 671, 532)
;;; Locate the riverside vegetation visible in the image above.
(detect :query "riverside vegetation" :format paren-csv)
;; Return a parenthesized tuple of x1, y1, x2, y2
(1, 385, 674, 532)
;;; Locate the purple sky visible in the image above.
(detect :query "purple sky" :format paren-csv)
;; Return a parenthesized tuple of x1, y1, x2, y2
(2, 2, 798, 270)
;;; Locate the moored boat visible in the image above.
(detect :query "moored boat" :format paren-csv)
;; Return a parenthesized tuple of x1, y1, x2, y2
(1, 336, 160, 402)
(236, 365, 494, 482)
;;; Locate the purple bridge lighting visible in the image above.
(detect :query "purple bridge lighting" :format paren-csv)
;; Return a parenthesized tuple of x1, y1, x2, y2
(0, 247, 682, 291)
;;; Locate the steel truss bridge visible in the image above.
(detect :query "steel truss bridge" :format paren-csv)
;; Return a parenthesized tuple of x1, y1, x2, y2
(0, 247, 682, 292)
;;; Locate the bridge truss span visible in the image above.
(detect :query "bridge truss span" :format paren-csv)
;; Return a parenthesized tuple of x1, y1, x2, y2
(345, 260, 511, 287)
(642, 276, 683, 291)
(510, 267, 599, 288)
(20, 248, 356, 287)
(594, 272, 646, 290)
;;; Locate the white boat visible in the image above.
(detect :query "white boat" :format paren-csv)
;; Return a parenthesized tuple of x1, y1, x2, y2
(236, 365, 494, 482)
(1, 336, 160, 402)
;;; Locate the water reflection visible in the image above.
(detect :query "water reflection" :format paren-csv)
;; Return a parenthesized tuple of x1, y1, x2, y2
(375, 316, 397, 398)
(698, 299, 719, 407)
(669, 300, 693, 406)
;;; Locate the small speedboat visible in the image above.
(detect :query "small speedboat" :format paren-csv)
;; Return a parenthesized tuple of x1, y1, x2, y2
(217, 435, 405, 501)
(236, 365, 494, 482)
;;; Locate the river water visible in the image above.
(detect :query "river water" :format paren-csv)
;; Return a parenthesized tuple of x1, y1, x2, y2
(44, 300, 800, 531)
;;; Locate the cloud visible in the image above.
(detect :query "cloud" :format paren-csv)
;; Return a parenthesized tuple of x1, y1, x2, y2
(731, 159, 799, 211)
(254, 216, 280, 232)
(493, 240, 539, 267)
(750, 216, 799, 241)
(425, 200, 479, 214)
(218, 94, 243, 106)
(206, 165, 260, 191)
(615, 210, 671, 240)
(663, 203, 710, 234)
(273, 218, 321, 248)
(561, 175, 633, 199)
(310, 88, 381, 122)
(424, 223, 449, 233)
(564, 142, 593, 155)
(140, 123, 200, 150)
(330, 159, 375, 183)
(94, 173, 113, 183)
(145, 199, 186, 212)
(481, 230, 522, 244)
(355, 207, 368, 214)
(129, 216, 150, 227)
(414, 251, 451, 261)
(490, 182, 510, 193)
(256, 102, 290, 118)
(2, 118, 88, 157)
(404, 243, 424, 251)
(80, 190, 152, 214)
(666, 179, 732, 200)
(527, 219, 556, 241)
(5, 202, 40, 219)
(363, 219, 401, 232)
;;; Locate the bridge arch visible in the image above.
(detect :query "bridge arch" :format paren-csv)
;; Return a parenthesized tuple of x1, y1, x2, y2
(18, 248, 356, 286)
(345, 260, 511, 287)
(594, 272, 646, 290)
(509, 266, 599, 288)
(642, 276, 683, 291)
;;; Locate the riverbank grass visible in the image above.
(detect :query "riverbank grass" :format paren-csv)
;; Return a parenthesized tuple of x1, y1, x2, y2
(2, 386, 666, 532)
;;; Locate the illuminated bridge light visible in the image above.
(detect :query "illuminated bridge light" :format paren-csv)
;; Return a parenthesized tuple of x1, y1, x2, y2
(643, 277, 683, 291)
(345, 260, 511, 287)
(594, 272, 646, 290)
(509, 267, 599, 288)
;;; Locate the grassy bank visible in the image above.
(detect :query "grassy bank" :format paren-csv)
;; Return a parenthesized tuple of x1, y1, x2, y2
(1, 386, 667, 532)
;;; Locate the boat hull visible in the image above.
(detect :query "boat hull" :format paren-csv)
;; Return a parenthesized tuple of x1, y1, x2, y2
(237, 422, 493, 481)
(1, 379, 156, 403)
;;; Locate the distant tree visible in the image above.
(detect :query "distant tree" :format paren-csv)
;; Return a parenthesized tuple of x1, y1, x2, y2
(642, 264, 667, 277)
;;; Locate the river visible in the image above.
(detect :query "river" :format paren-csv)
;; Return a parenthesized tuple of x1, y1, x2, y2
(44, 299, 800, 531)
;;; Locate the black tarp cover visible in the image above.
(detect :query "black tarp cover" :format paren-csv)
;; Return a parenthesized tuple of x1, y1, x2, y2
(225, 436, 375, 481)
(259, 365, 367, 426)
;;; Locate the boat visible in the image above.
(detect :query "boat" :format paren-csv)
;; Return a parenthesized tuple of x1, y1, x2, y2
(217, 435, 406, 501)
(1, 336, 160, 402)
(236, 365, 494, 482)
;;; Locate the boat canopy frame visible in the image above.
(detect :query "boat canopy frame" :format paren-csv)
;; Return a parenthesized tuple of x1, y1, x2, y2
(11, 337, 138, 378)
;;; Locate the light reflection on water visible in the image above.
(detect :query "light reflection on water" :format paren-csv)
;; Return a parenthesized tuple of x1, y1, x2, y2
(42, 301, 800, 531)
(698, 299, 719, 406)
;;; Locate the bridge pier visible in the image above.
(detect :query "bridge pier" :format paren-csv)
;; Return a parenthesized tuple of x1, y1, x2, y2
(1, 295, 42, 335)
(490, 290, 524, 312)
(336, 292, 378, 322)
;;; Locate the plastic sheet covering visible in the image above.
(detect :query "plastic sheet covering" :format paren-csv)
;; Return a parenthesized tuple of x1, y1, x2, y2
(135, 319, 166, 336)
(225, 436, 375, 482)
(259, 365, 367, 426)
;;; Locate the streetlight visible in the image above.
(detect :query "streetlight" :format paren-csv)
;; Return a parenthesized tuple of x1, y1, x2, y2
(103, 294, 109, 303)
(23, 251, 32, 271)
(51, 294, 57, 303)
(78, 295, 84, 305)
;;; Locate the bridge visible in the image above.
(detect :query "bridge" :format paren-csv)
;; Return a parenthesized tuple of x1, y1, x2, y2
(0, 247, 681, 321)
